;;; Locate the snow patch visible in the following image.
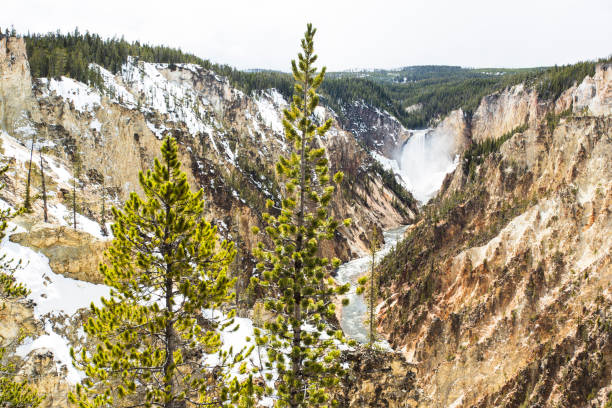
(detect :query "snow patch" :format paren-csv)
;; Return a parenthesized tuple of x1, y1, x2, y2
(0, 131, 72, 186)
(3, 223, 110, 318)
(121, 58, 211, 136)
(47, 203, 112, 240)
(16, 322, 84, 384)
(41, 77, 101, 113)
(89, 118, 101, 132)
(254, 90, 287, 135)
(448, 394, 464, 408)
(89, 64, 136, 108)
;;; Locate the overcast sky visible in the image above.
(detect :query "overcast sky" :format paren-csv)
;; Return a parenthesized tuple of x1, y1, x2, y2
(2, 0, 611, 71)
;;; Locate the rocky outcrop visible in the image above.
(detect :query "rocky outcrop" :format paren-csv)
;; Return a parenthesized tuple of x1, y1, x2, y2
(10, 225, 108, 284)
(16, 350, 72, 408)
(339, 348, 419, 407)
(572, 63, 612, 116)
(470, 83, 541, 142)
(338, 100, 411, 157)
(426, 108, 470, 156)
(441, 64, 612, 148)
(0, 37, 40, 137)
(0, 301, 39, 344)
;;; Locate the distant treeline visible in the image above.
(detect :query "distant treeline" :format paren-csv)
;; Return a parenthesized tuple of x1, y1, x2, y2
(19, 29, 612, 129)
(23, 30, 230, 82)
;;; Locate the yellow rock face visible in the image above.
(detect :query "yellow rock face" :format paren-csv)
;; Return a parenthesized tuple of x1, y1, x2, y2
(10, 224, 109, 284)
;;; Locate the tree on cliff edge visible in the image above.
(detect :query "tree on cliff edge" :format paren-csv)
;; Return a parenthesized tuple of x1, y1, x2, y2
(70, 137, 255, 408)
(250, 24, 351, 408)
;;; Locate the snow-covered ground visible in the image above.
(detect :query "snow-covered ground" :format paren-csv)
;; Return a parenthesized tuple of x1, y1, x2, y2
(47, 202, 112, 240)
(1, 218, 110, 384)
(254, 89, 287, 135)
(90, 63, 137, 109)
(121, 57, 212, 137)
(0, 131, 112, 240)
(39, 77, 101, 113)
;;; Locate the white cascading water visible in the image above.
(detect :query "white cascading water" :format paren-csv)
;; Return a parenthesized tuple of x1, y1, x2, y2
(396, 129, 459, 203)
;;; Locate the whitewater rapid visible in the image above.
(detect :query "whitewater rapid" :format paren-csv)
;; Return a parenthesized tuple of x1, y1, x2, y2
(336, 226, 409, 345)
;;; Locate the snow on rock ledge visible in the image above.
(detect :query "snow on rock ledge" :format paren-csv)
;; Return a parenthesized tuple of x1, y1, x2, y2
(39, 77, 101, 113)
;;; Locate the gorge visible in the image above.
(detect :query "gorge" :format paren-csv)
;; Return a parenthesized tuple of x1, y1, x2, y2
(0, 29, 610, 407)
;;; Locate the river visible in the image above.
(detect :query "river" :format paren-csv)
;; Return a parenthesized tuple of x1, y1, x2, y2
(335, 225, 409, 345)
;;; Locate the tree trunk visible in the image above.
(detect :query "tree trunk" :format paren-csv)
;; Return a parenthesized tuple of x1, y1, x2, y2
(100, 181, 108, 236)
(39, 151, 47, 222)
(164, 272, 175, 408)
(72, 177, 77, 229)
(25, 133, 36, 210)
(162, 176, 175, 408)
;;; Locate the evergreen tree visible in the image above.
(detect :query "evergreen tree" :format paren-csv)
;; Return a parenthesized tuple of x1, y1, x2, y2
(70, 137, 254, 408)
(0, 165, 44, 407)
(366, 227, 380, 346)
(355, 226, 381, 347)
(251, 24, 351, 408)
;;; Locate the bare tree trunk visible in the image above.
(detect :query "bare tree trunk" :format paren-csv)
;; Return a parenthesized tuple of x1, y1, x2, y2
(24, 133, 36, 210)
(39, 151, 48, 222)
(100, 179, 108, 236)
(72, 176, 77, 230)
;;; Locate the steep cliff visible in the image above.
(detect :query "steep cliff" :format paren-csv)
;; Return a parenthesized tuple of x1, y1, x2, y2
(0, 36, 41, 136)
(377, 65, 612, 407)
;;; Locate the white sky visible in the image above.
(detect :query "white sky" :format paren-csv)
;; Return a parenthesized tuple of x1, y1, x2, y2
(2, 0, 611, 71)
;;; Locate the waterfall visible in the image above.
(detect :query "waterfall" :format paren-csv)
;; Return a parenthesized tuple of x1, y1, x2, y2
(396, 129, 459, 203)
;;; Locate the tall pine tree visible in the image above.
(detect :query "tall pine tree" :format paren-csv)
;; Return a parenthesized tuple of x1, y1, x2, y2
(251, 24, 351, 408)
(70, 137, 253, 408)
(356, 226, 380, 347)
(0, 164, 44, 407)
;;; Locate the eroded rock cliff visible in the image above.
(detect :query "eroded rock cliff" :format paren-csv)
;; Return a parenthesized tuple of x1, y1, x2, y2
(377, 65, 612, 407)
